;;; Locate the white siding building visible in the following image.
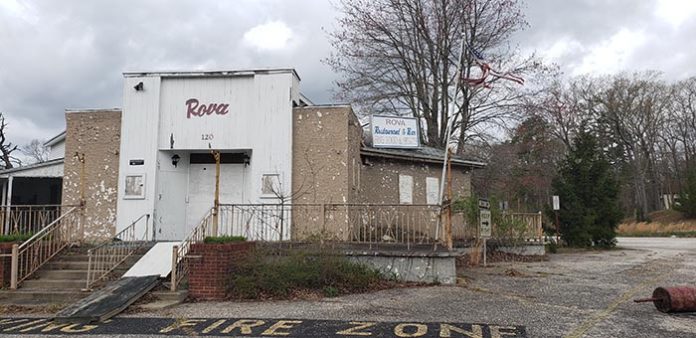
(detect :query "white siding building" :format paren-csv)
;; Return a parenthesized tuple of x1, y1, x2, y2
(116, 69, 302, 240)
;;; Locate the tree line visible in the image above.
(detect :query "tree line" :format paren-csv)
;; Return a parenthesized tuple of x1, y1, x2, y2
(477, 73, 696, 222)
(327, 0, 695, 223)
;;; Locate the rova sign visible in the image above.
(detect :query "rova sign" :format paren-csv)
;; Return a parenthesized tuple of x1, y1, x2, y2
(186, 98, 230, 119)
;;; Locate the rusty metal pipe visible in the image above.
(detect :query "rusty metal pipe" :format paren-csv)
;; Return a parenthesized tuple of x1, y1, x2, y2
(635, 286, 696, 313)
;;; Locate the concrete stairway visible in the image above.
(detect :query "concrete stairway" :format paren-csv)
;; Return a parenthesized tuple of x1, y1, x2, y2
(0, 244, 153, 305)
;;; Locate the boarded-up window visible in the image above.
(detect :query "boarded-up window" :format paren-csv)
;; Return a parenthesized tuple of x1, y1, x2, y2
(399, 174, 413, 204)
(124, 174, 145, 199)
(426, 177, 439, 205)
(261, 174, 280, 196)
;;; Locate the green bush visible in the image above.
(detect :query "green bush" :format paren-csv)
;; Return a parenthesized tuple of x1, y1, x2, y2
(203, 235, 246, 244)
(323, 286, 339, 297)
(0, 233, 33, 243)
(453, 195, 530, 242)
(230, 251, 383, 299)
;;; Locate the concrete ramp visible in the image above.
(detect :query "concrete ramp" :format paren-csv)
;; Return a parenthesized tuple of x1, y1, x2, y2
(54, 275, 159, 323)
(123, 242, 178, 277)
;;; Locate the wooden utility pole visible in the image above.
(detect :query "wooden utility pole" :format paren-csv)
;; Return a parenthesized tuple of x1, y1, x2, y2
(211, 150, 220, 237)
(75, 152, 86, 242)
(74, 152, 86, 207)
(444, 149, 453, 250)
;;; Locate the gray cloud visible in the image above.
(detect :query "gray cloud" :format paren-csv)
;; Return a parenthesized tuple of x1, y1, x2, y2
(0, 0, 694, 147)
(0, 0, 339, 146)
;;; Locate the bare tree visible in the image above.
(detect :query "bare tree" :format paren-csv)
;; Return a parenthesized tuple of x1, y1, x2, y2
(0, 114, 21, 169)
(591, 72, 669, 221)
(326, 0, 543, 150)
(21, 139, 49, 164)
(526, 76, 596, 150)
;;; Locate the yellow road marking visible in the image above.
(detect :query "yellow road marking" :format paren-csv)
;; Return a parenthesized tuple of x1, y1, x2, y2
(563, 266, 672, 338)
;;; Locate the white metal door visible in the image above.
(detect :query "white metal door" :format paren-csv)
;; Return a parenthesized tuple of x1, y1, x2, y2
(186, 163, 246, 233)
(155, 169, 189, 241)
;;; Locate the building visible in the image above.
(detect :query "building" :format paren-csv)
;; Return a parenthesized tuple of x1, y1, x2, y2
(54, 69, 484, 242)
(0, 133, 65, 234)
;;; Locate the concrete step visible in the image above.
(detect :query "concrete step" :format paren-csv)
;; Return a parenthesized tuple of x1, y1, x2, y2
(0, 290, 90, 305)
(45, 261, 89, 270)
(56, 254, 145, 262)
(21, 279, 88, 290)
(37, 269, 91, 280)
(46, 256, 144, 269)
(150, 290, 188, 303)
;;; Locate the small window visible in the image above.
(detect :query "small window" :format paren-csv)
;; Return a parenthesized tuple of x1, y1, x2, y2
(124, 174, 145, 199)
(399, 174, 413, 204)
(261, 174, 280, 196)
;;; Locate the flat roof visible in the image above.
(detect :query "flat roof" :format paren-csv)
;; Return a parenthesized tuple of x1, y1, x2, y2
(65, 108, 122, 113)
(0, 158, 64, 177)
(361, 146, 486, 169)
(44, 131, 66, 147)
(123, 68, 301, 81)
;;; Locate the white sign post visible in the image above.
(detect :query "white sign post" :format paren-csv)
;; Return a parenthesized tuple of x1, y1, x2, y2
(480, 209, 492, 238)
(552, 195, 560, 243)
(371, 115, 420, 148)
(479, 200, 491, 267)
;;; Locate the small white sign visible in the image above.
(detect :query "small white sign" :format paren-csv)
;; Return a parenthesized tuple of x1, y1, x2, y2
(371, 115, 420, 148)
(478, 198, 490, 209)
(480, 209, 492, 238)
(552, 195, 560, 211)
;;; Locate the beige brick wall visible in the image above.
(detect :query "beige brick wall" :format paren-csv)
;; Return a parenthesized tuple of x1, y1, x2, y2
(291, 106, 363, 240)
(291, 105, 475, 241)
(360, 158, 471, 204)
(62, 110, 121, 242)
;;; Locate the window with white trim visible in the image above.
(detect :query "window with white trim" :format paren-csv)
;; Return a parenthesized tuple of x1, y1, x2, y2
(261, 174, 280, 197)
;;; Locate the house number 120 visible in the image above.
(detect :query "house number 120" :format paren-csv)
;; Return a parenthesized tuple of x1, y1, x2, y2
(201, 134, 214, 141)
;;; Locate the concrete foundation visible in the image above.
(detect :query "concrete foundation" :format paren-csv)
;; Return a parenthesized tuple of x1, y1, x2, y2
(345, 250, 457, 285)
(495, 243, 546, 256)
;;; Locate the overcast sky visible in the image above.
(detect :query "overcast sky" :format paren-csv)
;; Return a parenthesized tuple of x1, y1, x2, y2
(1, 0, 695, 147)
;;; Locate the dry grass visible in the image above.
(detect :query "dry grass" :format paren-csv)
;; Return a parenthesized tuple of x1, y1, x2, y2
(618, 210, 696, 237)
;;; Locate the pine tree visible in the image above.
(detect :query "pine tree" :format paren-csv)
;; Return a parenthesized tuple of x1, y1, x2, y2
(676, 168, 696, 218)
(550, 129, 623, 247)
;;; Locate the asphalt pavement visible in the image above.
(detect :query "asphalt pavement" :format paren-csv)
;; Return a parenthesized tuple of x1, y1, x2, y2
(1, 237, 694, 337)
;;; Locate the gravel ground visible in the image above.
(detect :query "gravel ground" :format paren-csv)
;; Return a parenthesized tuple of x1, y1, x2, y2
(3, 237, 695, 337)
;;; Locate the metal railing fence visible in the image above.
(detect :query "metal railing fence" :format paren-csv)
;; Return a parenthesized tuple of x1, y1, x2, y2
(214, 203, 442, 246)
(1, 205, 68, 236)
(454, 211, 543, 242)
(85, 214, 151, 290)
(169, 203, 544, 291)
(171, 208, 213, 291)
(10, 207, 81, 289)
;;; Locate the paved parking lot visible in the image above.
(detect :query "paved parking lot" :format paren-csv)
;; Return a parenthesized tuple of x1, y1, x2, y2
(1, 237, 695, 337)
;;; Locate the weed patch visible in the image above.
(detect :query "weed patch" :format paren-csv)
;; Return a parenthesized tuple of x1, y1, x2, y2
(0, 233, 33, 243)
(203, 235, 246, 244)
(229, 251, 385, 300)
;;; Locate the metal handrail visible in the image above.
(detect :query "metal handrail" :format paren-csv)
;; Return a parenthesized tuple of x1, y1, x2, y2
(171, 208, 213, 292)
(10, 206, 80, 289)
(0, 204, 79, 236)
(84, 213, 151, 290)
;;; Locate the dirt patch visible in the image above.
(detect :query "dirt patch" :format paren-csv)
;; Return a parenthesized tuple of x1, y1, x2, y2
(456, 251, 547, 268)
(0, 304, 65, 315)
(223, 280, 426, 302)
